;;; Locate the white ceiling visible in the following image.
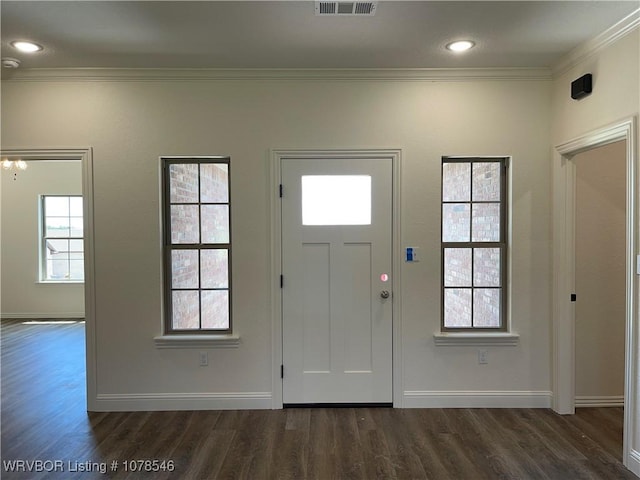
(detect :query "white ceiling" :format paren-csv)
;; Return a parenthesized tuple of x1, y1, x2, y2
(1, 1, 639, 70)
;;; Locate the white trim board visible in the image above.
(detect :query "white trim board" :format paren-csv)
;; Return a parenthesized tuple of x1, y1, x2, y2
(403, 391, 552, 409)
(153, 334, 240, 349)
(433, 332, 519, 346)
(575, 395, 625, 407)
(3, 67, 552, 83)
(552, 8, 640, 77)
(94, 392, 272, 412)
(629, 449, 640, 477)
(1, 312, 85, 319)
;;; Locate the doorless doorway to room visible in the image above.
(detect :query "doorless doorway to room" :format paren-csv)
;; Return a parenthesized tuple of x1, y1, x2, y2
(574, 140, 627, 408)
(552, 117, 638, 471)
(271, 150, 402, 407)
(0, 148, 96, 410)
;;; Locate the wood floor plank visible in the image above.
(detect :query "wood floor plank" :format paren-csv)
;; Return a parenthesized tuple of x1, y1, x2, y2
(374, 409, 429, 479)
(359, 429, 396, 480)
(164, 411, 222, 472)
(538, 409, 638, 480)
(381, 409, 451, 479)
(566, 407, 625, 459)
(270, 429, 308, 480)
(245, 410, 288, 479)
(442, 409, 502, 480)
(285, 407, 311, 432)
(308, 408, 336, 456)
(468, 409, 551, 480)
(331, 409, 367, 479)
(389, 448, 429, 480)
(178, 429, 236, 480)
(490, 409, 592, 480)
(354, 407, 378, 432)
(2, 319, 637, 480)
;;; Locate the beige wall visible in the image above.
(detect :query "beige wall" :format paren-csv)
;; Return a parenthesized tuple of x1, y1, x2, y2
(551, 31, 639, 144)
(574, 140, 626, 401)
(1, 161, 84, 318)
(1, 75, 552, 405)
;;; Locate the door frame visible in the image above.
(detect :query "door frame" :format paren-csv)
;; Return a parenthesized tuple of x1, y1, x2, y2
(0, 147, 96, 411)
(552, 117, 638, 469)
(270, 149, 402, 408)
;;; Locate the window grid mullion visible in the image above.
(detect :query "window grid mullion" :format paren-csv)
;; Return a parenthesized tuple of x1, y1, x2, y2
(470, 247, 475, 327)
(469, 167, 474, 327)
(197, 165, 202, 330)
(198, 249, 203, 330)
(442, 200, 499, 204)
(197, 163, 202, 244)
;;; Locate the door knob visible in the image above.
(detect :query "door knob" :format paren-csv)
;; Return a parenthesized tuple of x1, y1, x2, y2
(380, 290, 390, 299)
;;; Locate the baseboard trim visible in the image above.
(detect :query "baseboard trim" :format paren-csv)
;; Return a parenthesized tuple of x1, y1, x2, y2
(575, 395, 624, 407)
(1, 312, 84, 319)
(628, 448, 640, 477)
(92, 392, 272, 411)
(403, 390, 552, 408)
(284, 402, 392, 408)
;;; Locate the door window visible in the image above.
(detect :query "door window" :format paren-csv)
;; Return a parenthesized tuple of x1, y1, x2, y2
(301, 175, 371, 225)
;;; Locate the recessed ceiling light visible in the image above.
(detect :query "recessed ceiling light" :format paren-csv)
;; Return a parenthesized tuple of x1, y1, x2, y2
(446, 40, 475, 53)
(10, 41, 43, 53)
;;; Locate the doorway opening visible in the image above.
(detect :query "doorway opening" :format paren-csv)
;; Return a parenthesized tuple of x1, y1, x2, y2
(0, 148, 96, 410)
(574, 140, 626, 408)
(552, 117, 637, 470)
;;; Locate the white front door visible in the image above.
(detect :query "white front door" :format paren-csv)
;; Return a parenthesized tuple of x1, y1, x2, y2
(281, 157, 393, 404)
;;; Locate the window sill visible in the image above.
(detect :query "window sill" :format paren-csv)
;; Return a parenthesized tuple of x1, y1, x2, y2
(154, 334, 240, 349)
(433, 331, 519, 346)
(37, 280, 84, 285)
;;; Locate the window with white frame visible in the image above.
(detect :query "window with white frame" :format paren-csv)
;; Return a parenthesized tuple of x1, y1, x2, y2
(162, 158, 231, 333)
(441, 157, 508, 330)
(41, 195, 84, 281)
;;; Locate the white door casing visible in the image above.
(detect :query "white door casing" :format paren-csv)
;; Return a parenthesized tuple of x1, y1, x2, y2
(281, 157, 393, 404)
(552, 117, 638, 472)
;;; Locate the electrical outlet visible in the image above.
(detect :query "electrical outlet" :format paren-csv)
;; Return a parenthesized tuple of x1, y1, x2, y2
(199, 352, 208, 367)
(478, 349, 488, 365)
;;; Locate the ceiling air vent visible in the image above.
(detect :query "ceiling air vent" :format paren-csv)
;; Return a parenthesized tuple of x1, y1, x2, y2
(315, 2, 378, 16)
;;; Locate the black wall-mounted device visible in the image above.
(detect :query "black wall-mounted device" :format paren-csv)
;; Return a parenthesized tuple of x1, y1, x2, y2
(571, 73, 592, 100)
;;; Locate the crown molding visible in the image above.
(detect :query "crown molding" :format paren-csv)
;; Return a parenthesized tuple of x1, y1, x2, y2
(1, 67, 551, 83)
(552, 7, 640, 77)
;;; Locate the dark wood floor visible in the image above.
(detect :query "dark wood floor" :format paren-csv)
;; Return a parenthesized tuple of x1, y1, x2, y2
(1, 319, 636, 480)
